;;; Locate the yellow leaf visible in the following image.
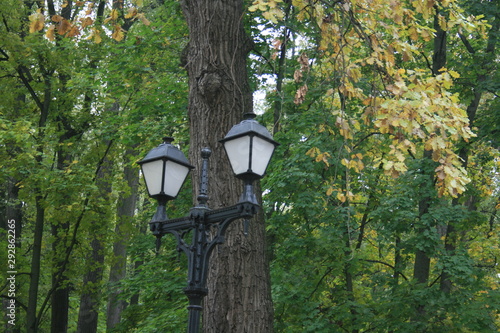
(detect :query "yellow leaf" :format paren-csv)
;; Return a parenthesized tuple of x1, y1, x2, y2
(408, 26, 418, 41)
(110, 9, 119, 21)
(80, 17, 93, 29)
(383, 160, 394, 171)
(248, 4, 259, 12)
(125, 8, 138, 19)
(306, 147, 319, 157)
(438, 14, 447, 31)
(92, 29, 102, 43)
(112, 25, 125, 41)
(263, 8, 284, 23)
(394, 162, 407, 172)
(322, 154, 330, 166)
(326, 187, 334, 196)
(448, 70, 460, 78)
(67, 25, 80, 37)
(136, 13, 151, 26)
(51, 15, 64, 22)
(420, 28, 432, 42)
(58, 19, 72, 35)
(29, 10, 45, 33)
(385, 46, 395, 65)
(46, 25, 55, 41)
(356, 160, 364, 171)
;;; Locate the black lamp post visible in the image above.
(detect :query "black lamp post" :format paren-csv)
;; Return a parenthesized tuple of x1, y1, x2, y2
(138, 113, 278, 333)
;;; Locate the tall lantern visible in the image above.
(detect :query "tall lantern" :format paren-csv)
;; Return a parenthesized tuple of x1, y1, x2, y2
(220, 113, 279, 182)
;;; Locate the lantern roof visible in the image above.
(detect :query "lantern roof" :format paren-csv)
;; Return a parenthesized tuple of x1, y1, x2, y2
(139, 137, 194, 169)
(220, 113, 278, 144)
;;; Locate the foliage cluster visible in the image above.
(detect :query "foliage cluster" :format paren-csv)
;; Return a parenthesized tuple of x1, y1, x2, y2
(252, 0, 500, 331)
(1, 0, 192, 331)
(0, 0, 498, 332)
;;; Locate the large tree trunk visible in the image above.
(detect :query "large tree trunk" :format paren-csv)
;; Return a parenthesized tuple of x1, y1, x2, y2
(180, 0, 274, 331)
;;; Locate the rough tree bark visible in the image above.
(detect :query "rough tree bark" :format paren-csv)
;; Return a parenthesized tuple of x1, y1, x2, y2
(179, 0, 274, 331)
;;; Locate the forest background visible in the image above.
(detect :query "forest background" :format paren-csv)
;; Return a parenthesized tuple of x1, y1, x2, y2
(0, 0, 499, 332)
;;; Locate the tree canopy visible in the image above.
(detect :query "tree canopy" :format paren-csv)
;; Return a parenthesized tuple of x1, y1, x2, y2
(0, 0, 498, 332)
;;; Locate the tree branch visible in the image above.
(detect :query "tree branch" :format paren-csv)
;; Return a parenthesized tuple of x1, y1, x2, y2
(0, 48, 9, 60)
(16, 66, 44, 112)
(458, 32, 476, 54)
(307, 266, 334, 300)
(364, 259, 408, 281)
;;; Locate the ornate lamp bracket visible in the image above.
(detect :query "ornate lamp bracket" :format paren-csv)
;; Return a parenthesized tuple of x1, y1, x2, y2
(149, 147, 260, 333)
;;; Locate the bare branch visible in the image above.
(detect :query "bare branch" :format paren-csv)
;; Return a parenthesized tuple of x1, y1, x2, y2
(0, 48, 9, 61)
(458, 33, 476, 54)
(16, 66, 44, 112)
(364, 259, 409, 281)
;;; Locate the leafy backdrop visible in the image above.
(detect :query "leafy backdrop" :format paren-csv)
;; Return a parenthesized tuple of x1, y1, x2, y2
(0, 0, 498, 332)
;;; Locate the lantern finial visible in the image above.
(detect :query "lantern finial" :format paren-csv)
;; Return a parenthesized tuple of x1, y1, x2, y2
(163, 136, 174, 144)
(243, 112, 256, 120)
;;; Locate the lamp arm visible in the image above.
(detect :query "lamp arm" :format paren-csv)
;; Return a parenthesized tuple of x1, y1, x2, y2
(149, 200, 259, 286)
(170, 230, 192, 257)
(185, 201, 260, 291)
(151, 202, 259, 237)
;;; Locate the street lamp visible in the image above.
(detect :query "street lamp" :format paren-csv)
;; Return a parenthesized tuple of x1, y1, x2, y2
(220, 112, 279, 205)
(138, 137, 194, 224)
(138, 113, 278, 333)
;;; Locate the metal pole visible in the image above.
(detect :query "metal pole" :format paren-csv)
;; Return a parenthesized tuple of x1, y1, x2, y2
(184, 149, 211, 332)
(185, 288, 206, 333)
